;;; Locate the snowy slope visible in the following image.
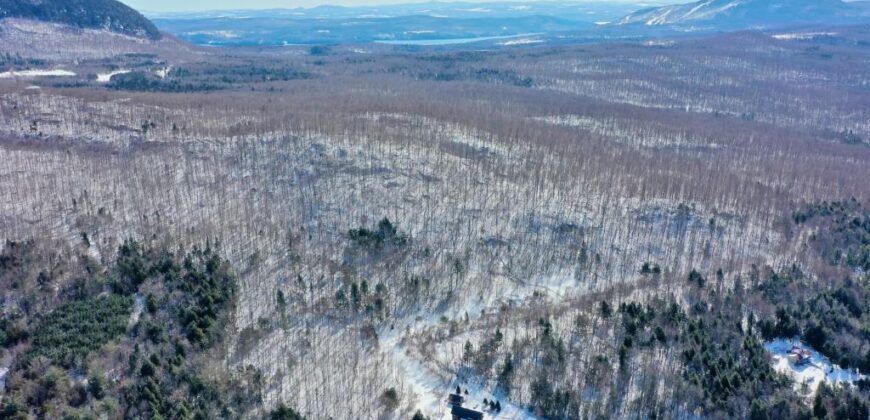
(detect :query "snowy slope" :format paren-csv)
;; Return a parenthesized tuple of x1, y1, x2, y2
(618, 0, 861, 29)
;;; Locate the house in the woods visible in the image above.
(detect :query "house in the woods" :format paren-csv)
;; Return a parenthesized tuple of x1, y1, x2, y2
(451, 405, 484, 420)
(447, 389, 484, 420)
(788, 345, 812, 366)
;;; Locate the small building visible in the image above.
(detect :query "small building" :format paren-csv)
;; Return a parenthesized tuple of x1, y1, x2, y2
(788, 346, 812, 366)
(448, 393, 465, 406)
(451, 405, 484, 420)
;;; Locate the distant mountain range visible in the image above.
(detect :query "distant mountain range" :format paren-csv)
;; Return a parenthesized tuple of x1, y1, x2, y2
(145, 1, 650, 22)
(2, 0, 869, 47)
(146, 0, 870, 46)
(618, 0, 868, 29)
(0, 0, 160, 39)
(147, 1, 651, 46)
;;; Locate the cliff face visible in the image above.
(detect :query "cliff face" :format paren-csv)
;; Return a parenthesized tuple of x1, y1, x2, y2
(0, 0, 160, 39)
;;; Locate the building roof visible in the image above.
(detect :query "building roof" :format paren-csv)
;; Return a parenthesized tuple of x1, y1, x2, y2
(451, 405, 484, 420)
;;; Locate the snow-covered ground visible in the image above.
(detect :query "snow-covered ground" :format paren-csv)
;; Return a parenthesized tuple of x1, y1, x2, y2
(443, 382, 533, 420)
(766, 339, 866, 397)
(381, 316, 535, 419)
(155, 66, 173, 79)
(96, 69, 131, 83)
(381, 327, 448, 416)
(0, 69, 76, 79)
(128, 294, 145, 328)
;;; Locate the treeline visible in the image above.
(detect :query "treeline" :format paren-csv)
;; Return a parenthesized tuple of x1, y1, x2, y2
(0, 52, 45, 68)
(792, 199, 870, 272)
(108, 71, 218, 93)
(0, 238, 300, 419)
(413, 67, 534, 87)
(107, 63, 314, 93)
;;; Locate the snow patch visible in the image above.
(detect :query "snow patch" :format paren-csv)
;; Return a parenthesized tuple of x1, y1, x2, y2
(0, 365, 8, 391)
(128, 294, 145, 328)
(766, 339, 866, 397)
(155, 66, 172, 79)
(644, 40, 676, 47)
(0, 69, 76, 79)
(380, 320, 534, 419)
(500, 38, 544, 46)
(96, 69, 130, 83)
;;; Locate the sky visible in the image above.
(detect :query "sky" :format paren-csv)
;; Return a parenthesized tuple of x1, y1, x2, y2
(120, 0, 661, 13)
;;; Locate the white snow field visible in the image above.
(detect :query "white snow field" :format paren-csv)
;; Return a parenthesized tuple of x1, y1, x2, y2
(0, 69, 76, 79)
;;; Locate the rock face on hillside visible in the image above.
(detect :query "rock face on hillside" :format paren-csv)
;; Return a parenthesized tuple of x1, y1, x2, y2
(619, 0, 861, 29)
(0, 0, 160, 39)
(0, 18, 194, 61)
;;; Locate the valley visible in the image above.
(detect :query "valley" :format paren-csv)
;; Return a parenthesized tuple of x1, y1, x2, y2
(0, 0, 869, 419)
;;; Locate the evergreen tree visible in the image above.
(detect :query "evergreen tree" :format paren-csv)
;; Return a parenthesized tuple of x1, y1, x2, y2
(688, 269, 705, 288)
(269, 403, 305, 420)
(277, 290, 286, 309)
(463, 341, 474, 364)
(497, 354, 514, 393)
(813, 386, 827, 419)
(600, 300, 612, 318)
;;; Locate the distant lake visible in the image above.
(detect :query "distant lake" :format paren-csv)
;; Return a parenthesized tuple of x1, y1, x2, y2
(374, 33, 541, 45)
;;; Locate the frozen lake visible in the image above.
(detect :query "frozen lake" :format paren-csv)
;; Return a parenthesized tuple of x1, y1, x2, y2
(375, 33, 541, 46)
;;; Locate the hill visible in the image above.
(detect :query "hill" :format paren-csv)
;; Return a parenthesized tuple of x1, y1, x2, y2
(618, 0, 863, 29)
(0, 0, 160, 39)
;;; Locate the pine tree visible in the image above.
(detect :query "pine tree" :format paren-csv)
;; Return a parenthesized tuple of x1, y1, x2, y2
(497, 354, 514, 393)
(277, 290, 286, 309)
(463, 340, 474, 364)
(813, 386, 827, 419)
(688, 269, 705, 288)
(600, 301, 612, 318)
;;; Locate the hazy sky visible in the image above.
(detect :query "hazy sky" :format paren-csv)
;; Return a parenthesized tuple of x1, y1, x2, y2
(120, 0, 661, 12)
